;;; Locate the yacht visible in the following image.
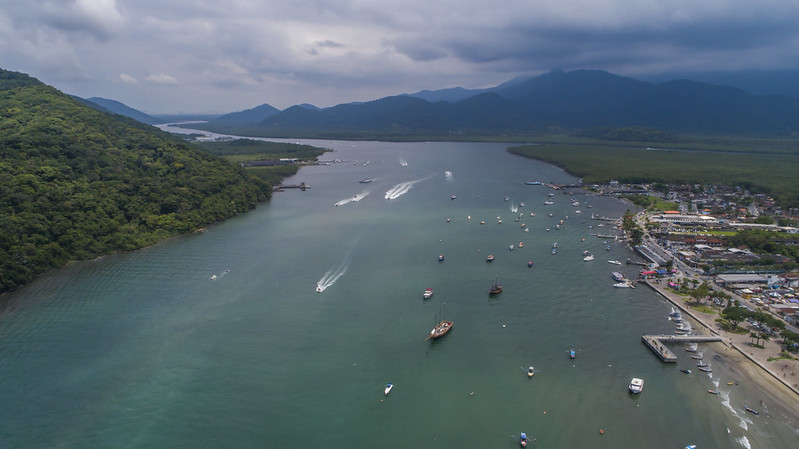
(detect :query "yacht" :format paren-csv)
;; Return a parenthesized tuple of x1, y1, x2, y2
(629, 377, 644, 394)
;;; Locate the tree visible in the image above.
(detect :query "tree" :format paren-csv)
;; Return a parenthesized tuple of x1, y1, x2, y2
(721, 306, 750, 331)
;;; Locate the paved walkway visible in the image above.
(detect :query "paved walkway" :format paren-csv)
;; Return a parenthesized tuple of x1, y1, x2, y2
(643, 280, 799, 397)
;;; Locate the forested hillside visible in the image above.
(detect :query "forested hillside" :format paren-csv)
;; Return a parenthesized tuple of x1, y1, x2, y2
(0, 69, 272, 293)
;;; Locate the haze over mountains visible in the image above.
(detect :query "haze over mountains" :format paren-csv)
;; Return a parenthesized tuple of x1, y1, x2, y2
(91, 69, 799, 138)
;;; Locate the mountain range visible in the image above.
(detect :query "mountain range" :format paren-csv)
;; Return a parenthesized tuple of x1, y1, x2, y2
(182, 69, 799, 138)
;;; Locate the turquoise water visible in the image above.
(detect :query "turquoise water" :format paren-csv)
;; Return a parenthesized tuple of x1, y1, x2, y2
(1, 140, 796, 448)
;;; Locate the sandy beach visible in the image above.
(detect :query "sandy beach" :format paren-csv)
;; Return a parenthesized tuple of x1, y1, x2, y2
(644, 280, 799, 423)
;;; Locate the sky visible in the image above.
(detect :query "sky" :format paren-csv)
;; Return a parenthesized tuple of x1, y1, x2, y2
(1, 0, 798, 114)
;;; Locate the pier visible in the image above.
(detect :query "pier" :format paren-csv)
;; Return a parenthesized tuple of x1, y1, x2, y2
(275, 182, 309, 191)
(641, 334, 723, 362)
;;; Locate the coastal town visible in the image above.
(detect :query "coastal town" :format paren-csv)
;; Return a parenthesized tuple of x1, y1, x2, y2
(578, 180, 799, 401)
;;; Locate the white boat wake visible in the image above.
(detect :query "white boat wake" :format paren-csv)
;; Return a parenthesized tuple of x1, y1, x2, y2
(511, 202, 518, 213)
(385, 178, 424, 200)
(335, 191, 370, 206)
(399, 156, 408, 166)
(316, 261, 349, 293)
(444, 171, 454, 182)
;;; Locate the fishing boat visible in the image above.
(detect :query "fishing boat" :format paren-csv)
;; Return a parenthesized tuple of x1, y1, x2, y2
(423, 288, 433, 299)
(707, 389, 719, 395)
(629, 377, 644, 394)
(569, 349, 576, 359)
(745, 406, 759, 415)
(489, 277, 503, 295)
(527, 366, 535, 377)
(680, 368, 691, 374)
(520, 432, 529, 447)
(384, 383, 393, 396)
(611, 271, 625, 282)
(438, 254, 445, 262)
(486, 254, 495, 262)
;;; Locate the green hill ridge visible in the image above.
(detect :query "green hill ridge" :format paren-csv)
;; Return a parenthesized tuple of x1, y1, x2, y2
(0, 69, 272, 293)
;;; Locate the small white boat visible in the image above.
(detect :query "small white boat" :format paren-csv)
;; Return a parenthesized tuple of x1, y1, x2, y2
(629, 377, 644, 394)
(423, 288, 433, 299)
(608, 260, 622, 265)
(685, 343, 698, 352)
(544, 201, 554, 205)
(509, 244, 514, 251)
(613, 282, 631, 288)
(384, 383, 393, 396)
(527, 366, 535, 377)
(583, 254, 594, 261)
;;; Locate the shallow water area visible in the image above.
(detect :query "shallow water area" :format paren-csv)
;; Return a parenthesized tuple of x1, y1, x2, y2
(1, 140, 797, 448)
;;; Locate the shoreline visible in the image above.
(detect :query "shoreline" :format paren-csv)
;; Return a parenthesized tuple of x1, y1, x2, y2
(643, 280, 799, 420)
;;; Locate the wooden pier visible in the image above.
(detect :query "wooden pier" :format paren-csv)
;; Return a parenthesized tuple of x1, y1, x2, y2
(641, 334, 723, 362)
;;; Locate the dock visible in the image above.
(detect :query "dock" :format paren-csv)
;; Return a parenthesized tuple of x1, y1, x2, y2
(642, 334, 723, 362)
(275, 182, 309, 191)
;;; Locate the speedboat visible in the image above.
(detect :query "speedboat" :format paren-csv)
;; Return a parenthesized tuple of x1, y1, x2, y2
(608, 260, 622, 265)
(527, 367, 535, 377)
(628, 377, 644, 394)
(583, 254, 594, 261)
(707, 389, 719, 395)
(544, 200, 554, 205)
(384, 383, 393, 396)
(316, 286, 322, 293)
(423, 288, 433, 299)
(696, 362, 709, 368)
(438, 254, 445, 262)
(520, 432, 529, 447)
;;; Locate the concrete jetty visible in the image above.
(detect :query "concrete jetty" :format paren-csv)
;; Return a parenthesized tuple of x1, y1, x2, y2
(642, 334, 723, 362)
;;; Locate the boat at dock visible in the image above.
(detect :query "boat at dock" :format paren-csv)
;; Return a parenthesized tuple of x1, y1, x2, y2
(423, 288, 433, 299)
(611, 271, 625, 281)
(685, 343, 698, 352)
(691, 353, 703, 360)
(489, 277, 503, 295)
(629, 377, 644, 394)
(613, 282, 632, 288)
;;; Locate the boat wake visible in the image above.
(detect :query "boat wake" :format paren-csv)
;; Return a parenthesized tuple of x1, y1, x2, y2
(399, 156, 408, 167)
(209, 269, 230, 280)
(736, 436, 752, 449)
(444, 171, 454, 182)
(316, 261, 349, 293)
(385, 178, 425, 200)
(335, 191, 370, 206)
(720, 392, 749, 431)
(511, 202, 518, 213)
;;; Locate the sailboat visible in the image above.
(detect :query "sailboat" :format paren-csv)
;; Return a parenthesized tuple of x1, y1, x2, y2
(489, 276, 503, 295)
(426, 303, 453, 340)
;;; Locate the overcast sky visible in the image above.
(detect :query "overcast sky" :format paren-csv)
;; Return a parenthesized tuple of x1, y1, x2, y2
(2, 0, 798, 114)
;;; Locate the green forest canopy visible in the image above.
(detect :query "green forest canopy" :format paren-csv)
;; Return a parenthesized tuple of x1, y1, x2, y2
(0, 69, 276, 293)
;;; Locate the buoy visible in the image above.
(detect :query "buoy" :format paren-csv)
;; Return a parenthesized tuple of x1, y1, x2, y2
(600, 429, 605, 435)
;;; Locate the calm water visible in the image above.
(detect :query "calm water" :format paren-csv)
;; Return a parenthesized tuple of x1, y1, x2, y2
(1, 140, 796, 448)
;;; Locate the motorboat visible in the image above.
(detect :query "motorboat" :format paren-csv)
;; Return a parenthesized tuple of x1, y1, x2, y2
(438, 254, 445, 262)
(669, 307, 682, 318)
(359, 179, 373, 183)
(628, 377, 644, 394)
(608, 260, 622, 265)
(698, 367, 712, 373)
(525, 181, 542, 185)
(486, 254, 495, 262)
(696, 362, 709, 368)
(569, 349, 576, 360)
(527, 367, 535, 377)
(384, 383, 393, 396)
(544, 200, 554, 205)
(518, 241, 524, 248)
(583, 254, 594, 261)
(680, 368, 691, 374)
(509, 244, 514, 251)
(707, 389, 719, 395)
(691, 353, 703, 360)
(613, 282, 631, 288)
(685, 343, 698, 352)
(423, 288, 433, 299)
(745, 406, 759, 415)
(611, 272, 625, 282)
(527, 260, 534, 267)
(450, 195, 457, 200)
(520, 432, 529, 447)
